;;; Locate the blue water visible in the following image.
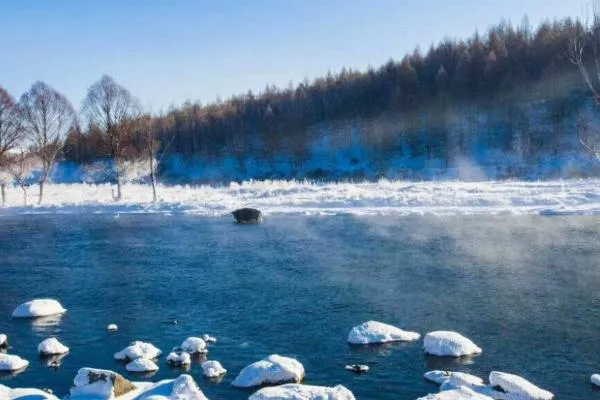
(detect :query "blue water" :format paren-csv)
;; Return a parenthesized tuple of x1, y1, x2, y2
(1, 214, 600, 399)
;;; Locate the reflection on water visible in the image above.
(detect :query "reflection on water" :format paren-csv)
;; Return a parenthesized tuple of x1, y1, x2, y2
(0, 367, 27, 380)
(40, 353, 69, 369)
(30, 315, 64, 335)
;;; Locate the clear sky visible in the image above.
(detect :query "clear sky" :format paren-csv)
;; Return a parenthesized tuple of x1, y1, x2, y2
(1, 0, 584, 111)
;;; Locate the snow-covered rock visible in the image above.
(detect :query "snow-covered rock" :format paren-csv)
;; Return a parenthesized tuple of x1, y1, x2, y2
(181, 337, 207, 354)
(423, 331, 482, 357)
(249, 383, 356, 400)
(201, 360, 227, 378)
(70, 367, 137, 399)
(417, 386, 494, 400)
(592, 374, 600, 387)
(231, 354, 305, 388)
(202, 334, 216, 344)
(347, 321, 420, 344)
(38, 337, 69, 355)
(0, 354, 29, 371)
(107, 324, 118, 332)
(345, 364, 369, 373)
(167, 351, 191, 366)
(0, 384, 59, 400)
(0, 334, 7, 350)
(11, 299, 66, 318)
(489, 371, 553, 400)
(135, 374, 208, 400)
(114, 341, 162, 361)
(424, 370, 484, 389)
(126, 358, 159, 372)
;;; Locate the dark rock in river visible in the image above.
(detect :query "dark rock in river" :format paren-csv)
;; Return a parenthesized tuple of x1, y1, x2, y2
(232, 208, 263, 224)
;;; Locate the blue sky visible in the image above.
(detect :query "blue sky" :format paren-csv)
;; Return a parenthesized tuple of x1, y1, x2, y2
(1, 0, 583, 111)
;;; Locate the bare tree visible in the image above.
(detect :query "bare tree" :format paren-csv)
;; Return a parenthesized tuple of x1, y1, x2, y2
(139, 113, 173, 202)
(19, 81, 76, 204)
(8, 150, 37, 205)
(82, 75, 140, 201)
(0, 87, 24, 205)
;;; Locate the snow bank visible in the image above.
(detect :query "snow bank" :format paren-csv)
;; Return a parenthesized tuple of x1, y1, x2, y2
(231, 354, 305, 388)
(3, 179, 600, 217)
(489, 371, 553, 400)
(0, 354, 29, 371)
(417, 386, 494, 400)
(201, 360, 226, 378)
(181, 337, 207, 354)
(126, 358, 159, 372)
(114, 341, 162, 361)
(11, 299, 66, 318)
(38, 337, 69, 355)
(0, 384, 59, 400)
(424, 371, 484, 389)
(167, 351, 191, 366)
(424, 331, 482, 357)
(249, 383, 356, 400)
(347, 321, 420, 344)
(592, 374, 600, 387)
(70, 367, 137, 399)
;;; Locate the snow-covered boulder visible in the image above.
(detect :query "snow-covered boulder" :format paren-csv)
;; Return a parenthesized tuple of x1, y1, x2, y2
(126, 358, 159, 373)
(11, 299, 66, 318)
(38, 338, 69, 355)
(424, 370, 484, 389)
(107, 324, 118, 332)
(345, 364, 369, 373)
(347, 321, 420, 344)
(202, 334, 217, 344)
(0, 354, 29, 371)
(232, 354, 305, 388)
(70, 367, 137, 398)
(249, 383, 356, 400)
(489, 371, 553, 400)
(201, 360, 227, 378)
(0, 384, 59, 400)
(181, 337, 207, 354)
(0, 334, 7, 351)
(417, 386, 494, 400)
(423, 331, 482, 357)
(114, 341, 162, 361)
(167, 351, 191, 366)
(134, 374, 208, 400)
(592, 374, 600, 387)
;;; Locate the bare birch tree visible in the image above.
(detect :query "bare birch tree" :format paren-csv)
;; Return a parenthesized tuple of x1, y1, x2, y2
(8, 150, 36, 205)
(139, 113, 173, 202)
(82, 75, 140, 201)
(19, 81, 76, 204)
(0, 87, 24, 205)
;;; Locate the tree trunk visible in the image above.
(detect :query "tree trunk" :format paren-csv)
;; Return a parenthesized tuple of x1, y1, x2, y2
(1, 183, 5, 206)
(38, 179, 44, 205)
(114, 159, 122, 201)
(151, 171, 157, 203)
(21, 185, 27, 205)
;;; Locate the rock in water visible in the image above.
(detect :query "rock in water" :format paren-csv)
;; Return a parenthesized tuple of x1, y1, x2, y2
(38, 338, 70, 355)
(416, 386, 494, 400)
(424, 370, 484, 389)
(0, 384, 59, 400)
(126, 358, 159, 372)
(423, 331, 482, 357)
(232, 208, 263, 224)
(11, 299, 66, 318)
(201, 360, 227, 378)
(231, 354, 304, 388)
(107, 324, 118, 332)
(592, 374, 600, 387)
(0, 334, 7, 351)
(71, 367, 136, 398)
(249, 384, 356, 400)
(181, 337, 207, 354)
(345, 364, 369, 373)
(114, 341, 162, 361)
(347, 321, 420, 344)
(167, 351, 191, 366)
(0, 354, 29, 371)
(489, 371, 553, 400)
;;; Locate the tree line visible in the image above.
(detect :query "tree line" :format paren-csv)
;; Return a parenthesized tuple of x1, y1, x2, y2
(0, 14, 598, 205)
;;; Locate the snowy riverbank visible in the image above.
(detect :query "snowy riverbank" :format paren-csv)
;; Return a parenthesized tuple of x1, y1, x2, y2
(1, 179, 600, 216)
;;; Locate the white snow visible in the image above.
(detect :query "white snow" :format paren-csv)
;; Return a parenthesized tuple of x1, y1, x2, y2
(2, 179, 600, 216)
(133, 374, 208, 400)
(0, 354, 29, 371)
(181, 337, 207, 354)
(489, 371, 553, 400)
(347, 321, 420, 344)
(126, 358, 159, 373)
(202, 334, 217, 343)
(167, 351, 191, 366)
(592, 374, 600, 387)
(249, 383, 356, 400)
(114, 341, 162, 361)
(70, 367, 142, 399)
(0, 334, 6, 348)
(11, 299, 66, 318)
(416, 386, 494, 400)
(231, 354, 305, 388)
(107, 324, 118, 332)
(38, 337, 69, 355)
(424, 371, 484, 388)
(201, 360, 227, 378)
(424, 331, 482, 357)
(345, 364, 369, 373)
(0, 384, 59, 400)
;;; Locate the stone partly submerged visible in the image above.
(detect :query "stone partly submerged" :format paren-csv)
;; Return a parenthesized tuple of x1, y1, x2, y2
(38, 338, 70, 356)
(11, 299, 67, 318)
(114, 341, 162, 361)
(232, 208, 263, 224)
(0, 384, 59, 400)
(592, 373, 600, 387)
(347, 321, 420, 344)
(423, 331, 482, 357)
(0, 334, 7, 351)
(249, 384, 356, 400)
(424, 370, 484, 389)
(125, 358, 159, 373)
(69, 367, 137, 398)
(201, 360, 227, 378)
(181, 337, 208, 354)
(133, 374, 209, 400)
(0, 354, 29, 372)
(489, 371, 553, 400)
(416, 386, 494, 400)
(167, 351, 192, 367)
(231, 354, 305, 388)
